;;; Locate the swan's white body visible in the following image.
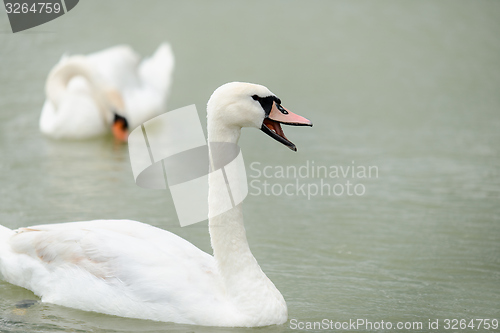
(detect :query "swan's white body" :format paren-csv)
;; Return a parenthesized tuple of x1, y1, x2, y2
(0, 219, 284, 326)
(0, 82, 311, 327)
(40, 43, 174, 139)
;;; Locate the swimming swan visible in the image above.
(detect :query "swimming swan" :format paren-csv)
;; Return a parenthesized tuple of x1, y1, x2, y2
(39, 43, 174, 141)
(1, 82, 312, 327)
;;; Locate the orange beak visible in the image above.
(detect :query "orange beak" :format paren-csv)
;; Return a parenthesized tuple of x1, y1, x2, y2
(261, 101, 312, 151)
(112, 114, 129, 142)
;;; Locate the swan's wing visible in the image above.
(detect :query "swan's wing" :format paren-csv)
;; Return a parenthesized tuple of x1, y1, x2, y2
(2, 220, 222, 319)
(138, 43, 175, 94)
(86, 45, 141, 90)
(122, 43, 175, 130)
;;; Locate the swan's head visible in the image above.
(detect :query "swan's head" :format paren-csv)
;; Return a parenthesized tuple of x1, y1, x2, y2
(46, 56, 130, 143)
(106, 89, 129, 142)
(207, 82, 312, 151)
(111, 113, 129, 142)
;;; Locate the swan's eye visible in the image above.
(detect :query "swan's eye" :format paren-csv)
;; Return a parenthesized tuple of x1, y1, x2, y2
(252, 95, 260, 101)
(276, 104, 288, 115)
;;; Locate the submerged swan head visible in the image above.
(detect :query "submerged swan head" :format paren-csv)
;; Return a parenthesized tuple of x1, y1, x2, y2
(207, 82, 312, 151)
(45, 56, 130, 142)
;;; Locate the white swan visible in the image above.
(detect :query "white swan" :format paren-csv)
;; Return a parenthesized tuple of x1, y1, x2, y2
(39, 43, 174, 141)
(0, 82, 312, 327)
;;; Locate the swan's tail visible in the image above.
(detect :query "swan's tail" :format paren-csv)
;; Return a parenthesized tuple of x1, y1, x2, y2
(0, 225, 13, 253)
(0, 225, 13, 281)
(0, 224, 12, 236)
(138, 42, 175, 96)
(0, 225, 13, 242)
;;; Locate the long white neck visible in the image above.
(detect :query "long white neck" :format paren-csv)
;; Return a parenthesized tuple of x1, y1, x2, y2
(46, 57, 113, 124)
(207, 109, 287, 325)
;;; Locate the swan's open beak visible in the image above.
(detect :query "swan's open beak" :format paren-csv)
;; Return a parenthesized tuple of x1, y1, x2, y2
(261, 101, 312, 151)
(112, 113, 129, 143)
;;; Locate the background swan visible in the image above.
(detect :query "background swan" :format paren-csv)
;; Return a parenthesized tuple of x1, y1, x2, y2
(0, 82, 312, 327)
(39, 43, 175, 141)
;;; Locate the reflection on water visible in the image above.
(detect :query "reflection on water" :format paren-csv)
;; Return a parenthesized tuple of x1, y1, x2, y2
(0, 0, 499, 332)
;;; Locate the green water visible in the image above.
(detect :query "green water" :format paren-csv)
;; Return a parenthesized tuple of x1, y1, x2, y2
(1, 1, 499, 332)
